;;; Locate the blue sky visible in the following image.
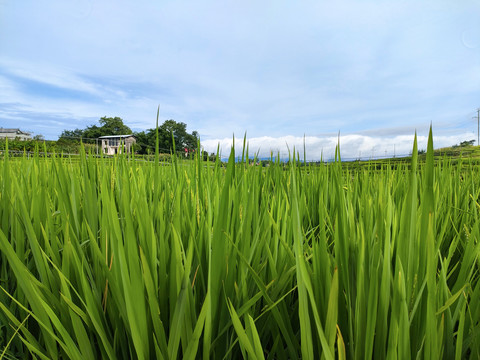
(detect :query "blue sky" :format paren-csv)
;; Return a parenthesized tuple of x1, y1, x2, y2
(1, 0, 479, 159)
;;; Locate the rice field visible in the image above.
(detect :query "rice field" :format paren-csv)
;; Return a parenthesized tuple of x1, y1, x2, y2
(1, 129, 480, 359)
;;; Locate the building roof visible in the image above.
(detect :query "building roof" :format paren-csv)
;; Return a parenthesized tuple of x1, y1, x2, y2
(0, 128, 31, 135)
(98, 135, 136, 139)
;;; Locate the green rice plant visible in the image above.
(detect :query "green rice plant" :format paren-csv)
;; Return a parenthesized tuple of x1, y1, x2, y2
(0, 128, 479, 359)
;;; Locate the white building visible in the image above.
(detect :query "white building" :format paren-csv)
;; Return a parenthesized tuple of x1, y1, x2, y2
(0, 128, 32, 141)
(99, 135, 136, 155)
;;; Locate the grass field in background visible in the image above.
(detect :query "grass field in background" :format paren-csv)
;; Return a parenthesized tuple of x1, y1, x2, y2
(1, 129, 480, 359)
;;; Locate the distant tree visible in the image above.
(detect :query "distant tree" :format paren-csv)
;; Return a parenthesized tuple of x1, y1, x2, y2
(133, 130, 156, 154)
(202, 150, 209, 161)
(98, 116, 132, 135)
(200, 151, 217, 161)
(59, 117, 199, 155)
(83, 117, 132, 138)
(33, 134, 45, 141)
(158, 120, 198, 151)
(83, 125, 103, 139)
(452, 139, 475, 148)
(60, 117, 132, 141)
(134, 120, 198, 154)
(59, 128, 84, 140)
(460, 139, 475, 147)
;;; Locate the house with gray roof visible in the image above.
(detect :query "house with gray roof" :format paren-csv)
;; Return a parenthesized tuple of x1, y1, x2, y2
(0, 128, 32, 141)
(99, 135, 136, 155)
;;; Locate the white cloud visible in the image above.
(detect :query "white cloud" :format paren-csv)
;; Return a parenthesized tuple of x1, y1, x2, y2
(201, 131, 474, 161)
(0, 60, 102, 97)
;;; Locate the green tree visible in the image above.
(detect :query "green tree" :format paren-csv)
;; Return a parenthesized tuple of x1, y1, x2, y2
(452, 139, 476, 148)
(133, 130, 156, 154)
(460, 139, 475, 147)
(98, 116, 132, 135)
(83, 117, 132, 138)
(60, 117, 132, 141)
(59, 128, 84, 140)
(158, 120, 198, 151)
(134, 120, 198, 154)
(83, 125, 103, 139)
(60, 117, 198, 155)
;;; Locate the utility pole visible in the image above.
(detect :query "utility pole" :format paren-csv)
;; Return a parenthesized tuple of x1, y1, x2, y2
(475, 109, 480, 146)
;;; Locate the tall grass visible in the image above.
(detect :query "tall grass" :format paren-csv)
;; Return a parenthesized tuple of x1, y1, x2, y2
(0, 129, 479, 359)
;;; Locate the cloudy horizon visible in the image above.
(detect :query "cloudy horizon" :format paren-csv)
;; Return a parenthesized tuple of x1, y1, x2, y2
(1, 0, 479, 160)
(200, 131, 475, 161)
